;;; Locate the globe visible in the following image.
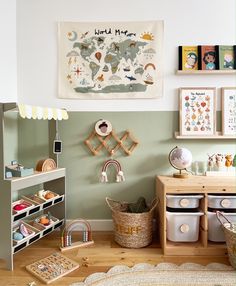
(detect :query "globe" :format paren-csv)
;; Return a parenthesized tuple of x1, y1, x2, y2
(169, 146, 192, 178)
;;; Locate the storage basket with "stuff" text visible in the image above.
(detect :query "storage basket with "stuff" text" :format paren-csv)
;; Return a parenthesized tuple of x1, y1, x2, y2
(106, 197, 158, 248)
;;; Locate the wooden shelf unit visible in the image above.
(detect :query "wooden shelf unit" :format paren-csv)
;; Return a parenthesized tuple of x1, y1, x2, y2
(176, 70, 236, 75)
(174, 131, 236, 139)
(0, 169, 66, 270)
(0, 103, 66, 270)
(156, 175, 236, 256)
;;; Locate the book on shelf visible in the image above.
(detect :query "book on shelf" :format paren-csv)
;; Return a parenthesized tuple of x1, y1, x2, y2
(178, 46, 198, 70)
(215, 45, 236, 70)
(198, 45, 217, 70)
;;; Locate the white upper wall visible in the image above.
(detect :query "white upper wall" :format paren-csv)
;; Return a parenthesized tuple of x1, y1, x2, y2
(0, 0, 17, 102)
(17, 0, 236, 111)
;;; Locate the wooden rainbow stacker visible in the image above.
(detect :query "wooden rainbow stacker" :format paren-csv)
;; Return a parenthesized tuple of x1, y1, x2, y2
(60, 219, 94, 252)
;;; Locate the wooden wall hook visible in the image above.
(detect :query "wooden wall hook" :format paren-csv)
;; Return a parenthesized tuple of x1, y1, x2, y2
(84, 130, 138, 156)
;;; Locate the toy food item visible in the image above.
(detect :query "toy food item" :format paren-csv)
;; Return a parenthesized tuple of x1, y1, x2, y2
(13, 232, 24, 241)
(13, 203, 28, 211)
(40, 217, 50, 225)
(225, 154, 233, 167)
(38, 189, 45, 198)
(20, 223, 30, 237)
(44, 192, 55, 199)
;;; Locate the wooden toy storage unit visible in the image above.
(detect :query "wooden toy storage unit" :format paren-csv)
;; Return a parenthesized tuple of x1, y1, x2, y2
(0, 103, 66, 270)
(156, 175, 236, 256)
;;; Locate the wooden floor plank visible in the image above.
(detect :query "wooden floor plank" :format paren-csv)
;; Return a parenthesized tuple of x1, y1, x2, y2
(0, 231, 230, 286)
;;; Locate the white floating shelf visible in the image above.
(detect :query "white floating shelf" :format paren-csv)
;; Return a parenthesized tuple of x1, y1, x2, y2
(176, 70, 236, 75)
(5, 168, 66, 191)
(175, 131, 236, 139)
(205, 171, 236, 177)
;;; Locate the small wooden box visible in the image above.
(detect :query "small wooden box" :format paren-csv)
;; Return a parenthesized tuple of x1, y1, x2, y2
(5, 165, 34, 177)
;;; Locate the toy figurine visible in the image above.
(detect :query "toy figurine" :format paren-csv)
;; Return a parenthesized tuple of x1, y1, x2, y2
(215, 153, 224, 169)
(225, 154, 233, 168)
(207, 154, 215, 171)
(233, 155, 236, 167)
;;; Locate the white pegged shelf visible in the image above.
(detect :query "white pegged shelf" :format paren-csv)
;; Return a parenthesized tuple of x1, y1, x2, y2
(174, 131, 236, 140)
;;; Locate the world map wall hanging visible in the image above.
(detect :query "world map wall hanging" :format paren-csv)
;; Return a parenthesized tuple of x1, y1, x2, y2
(58, 21, 163, 99)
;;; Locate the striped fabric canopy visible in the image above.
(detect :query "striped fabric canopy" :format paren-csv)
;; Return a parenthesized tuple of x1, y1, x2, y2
(18, 104, 68, 120)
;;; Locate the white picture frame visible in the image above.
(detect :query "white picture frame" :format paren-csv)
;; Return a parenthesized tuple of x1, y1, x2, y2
(222, 87, 236, 136)
(179, 87, 216, 136)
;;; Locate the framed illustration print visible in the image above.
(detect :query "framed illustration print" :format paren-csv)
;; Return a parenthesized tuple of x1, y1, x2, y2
(222, 87, 236, 136)
(179, 87, 216, 136)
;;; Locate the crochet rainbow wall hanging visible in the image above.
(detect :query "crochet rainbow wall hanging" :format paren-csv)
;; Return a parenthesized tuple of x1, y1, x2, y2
(100, 159, 125, 183)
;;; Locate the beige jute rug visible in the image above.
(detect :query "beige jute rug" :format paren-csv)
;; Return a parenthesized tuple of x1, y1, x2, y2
(70, 262, 236, 286)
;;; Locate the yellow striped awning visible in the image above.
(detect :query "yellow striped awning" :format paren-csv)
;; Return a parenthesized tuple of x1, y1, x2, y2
(18, 104, 68, 120)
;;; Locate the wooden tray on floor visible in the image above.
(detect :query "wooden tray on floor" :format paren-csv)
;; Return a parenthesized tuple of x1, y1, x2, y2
(26, 252, 79, 284)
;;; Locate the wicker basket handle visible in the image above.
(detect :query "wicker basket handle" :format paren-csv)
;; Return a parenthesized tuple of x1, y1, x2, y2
(149, 198, 159, 213)
(216, 211, 232, 226)
(105, 197, 127, 212)
(106, 197, 113, 210)
(106, 197, 158, 213)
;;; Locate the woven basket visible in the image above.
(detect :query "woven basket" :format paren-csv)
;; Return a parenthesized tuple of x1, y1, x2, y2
(217, 211, 236, 269)
(106, 197, 158, 248)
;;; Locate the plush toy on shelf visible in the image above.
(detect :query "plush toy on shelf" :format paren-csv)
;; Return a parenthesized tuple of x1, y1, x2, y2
(233, 155, 236, 167)
(215, 153, 224, 170)
(205, 153, 235, 176)
(207, 154, 215, 171)
(225, 154, 233, 169)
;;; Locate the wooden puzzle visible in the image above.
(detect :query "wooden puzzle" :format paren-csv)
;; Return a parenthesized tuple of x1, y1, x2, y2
(26, 252, 79, 284)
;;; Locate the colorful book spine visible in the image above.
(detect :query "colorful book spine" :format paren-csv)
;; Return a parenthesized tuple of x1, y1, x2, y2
(178, 46, 199, 70)
(198, 45, 217, 70)
(215, 45, 235, 70)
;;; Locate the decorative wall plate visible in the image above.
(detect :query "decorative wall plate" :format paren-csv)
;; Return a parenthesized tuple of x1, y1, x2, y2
(95, 119, 112, 136)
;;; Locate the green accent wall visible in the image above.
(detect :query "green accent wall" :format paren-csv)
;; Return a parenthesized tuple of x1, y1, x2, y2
(18, 117, 49, 167)
(13, 112, 236, 219)
(4, 113, 18, 165)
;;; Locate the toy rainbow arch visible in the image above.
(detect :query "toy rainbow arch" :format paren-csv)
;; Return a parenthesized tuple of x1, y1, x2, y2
(144, 63, 156, 70)
(60, 219, 94, 252)
(100, 159, 125, 183)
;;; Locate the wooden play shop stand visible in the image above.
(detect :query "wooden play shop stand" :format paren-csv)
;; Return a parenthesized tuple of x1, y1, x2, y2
(156, 175, 236, 256)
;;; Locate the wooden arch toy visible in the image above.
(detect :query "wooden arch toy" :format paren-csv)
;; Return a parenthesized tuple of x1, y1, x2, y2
(100, 159, 125, 183)
(60, 219, 94, 252)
